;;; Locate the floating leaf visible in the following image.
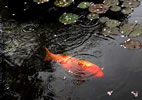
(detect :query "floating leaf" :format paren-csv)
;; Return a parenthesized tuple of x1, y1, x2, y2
(120, 24, 135, 36)
(105, 19, 121, 28)
(87, 13, 99, 20)
(88, 4, 109, 14)
(33, 0, 50, 4)
(103, 0, 119, 6)
(102, 27, 120, 36)
(99, 17, 109, 23)
(122, 0, 140, 8)
(123, 39, 142, 49)
(77, 1, 91, 9)
(59, 13, 78, 24)
(54, 0, 72, 7)
(110, 6, 121, 12)
(120, 24, 142, 37)
(129, 24, 142, 37)
(121, 8, 133, 14)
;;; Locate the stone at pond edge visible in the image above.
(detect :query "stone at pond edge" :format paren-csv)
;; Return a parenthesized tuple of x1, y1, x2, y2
(59, 13, 78, 24)
(77, 1, 91, 9)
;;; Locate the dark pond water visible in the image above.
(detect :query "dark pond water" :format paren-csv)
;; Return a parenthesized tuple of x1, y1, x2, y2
(1, 0, 142, 100)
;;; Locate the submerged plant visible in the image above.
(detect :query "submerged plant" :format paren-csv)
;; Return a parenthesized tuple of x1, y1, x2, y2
(88, 4, 109, 14)
(54, 0, 73, 7)
(77, 1, 91, 9)
(59, 13, 78, 24)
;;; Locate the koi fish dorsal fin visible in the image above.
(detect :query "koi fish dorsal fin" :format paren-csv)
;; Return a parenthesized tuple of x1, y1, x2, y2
(44, 48, 54, 61)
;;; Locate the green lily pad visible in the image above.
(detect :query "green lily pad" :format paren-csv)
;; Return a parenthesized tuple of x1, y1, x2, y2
(59, 13, 78, 24)
(87, 13, 99, 20)
(103, 0, 119, 6)
(54, 0, 72, 7)
(121, 8, 133, 14)
(77, 1, 91, 9)
(122, 0, 140, 8)
(99, 17, 109, 23)
(105, 19, 121, 28)
(102, 27, 120, 36)
(120, 24, 142, 37)
(110, 6, 121, 12)
(120, 23, 135, 36)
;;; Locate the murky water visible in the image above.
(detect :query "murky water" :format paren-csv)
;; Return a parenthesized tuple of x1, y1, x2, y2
(1, 0, 142, 100)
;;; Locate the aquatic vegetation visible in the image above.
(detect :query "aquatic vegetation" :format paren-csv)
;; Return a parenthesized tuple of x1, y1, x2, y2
(87, 13, 99, 21)
(103, 0, 119, 6)
(105, 19, 121, 28)
(102, 27, 120, 36)
(121, 8, 133, 14)
(99, 17, 109, 23)
(110, 6, 121, 12)
(88, 4, 109, 14)
(122, 0, 140, 8)
(33, 0, 50, 4)
(59, 13, 78, 24)
(54, 0, 73, 7)
(120, 24, 142, 37)
(77, 1, 91, 9)
(122, 39, 142, 49)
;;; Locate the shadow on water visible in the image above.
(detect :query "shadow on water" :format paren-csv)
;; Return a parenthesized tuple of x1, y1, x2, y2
(1, 0, 142, 100)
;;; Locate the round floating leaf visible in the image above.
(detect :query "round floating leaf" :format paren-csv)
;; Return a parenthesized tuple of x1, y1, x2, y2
(102, 27, 120, 36)
(123, 40, 142, 49)
(110, 6, 121, 12)
(122, 0, 140, 8)
(99, 17, 109, 23)
(103, 0, 119, 6)
(77, 1, 91, 9)
(121, 8, 133, 14)
(120, 24, 135, 36)
(129, 24, 142, 37)
(88, 4, 109, 14)
(87, 13, 99, 20)
(59, 13, 78, 24)
(105, 19, 121, 28)
(54, 0, 72, 7)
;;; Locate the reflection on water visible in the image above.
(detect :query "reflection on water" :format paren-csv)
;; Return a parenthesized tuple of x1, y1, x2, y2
(1, 0, 142, 100)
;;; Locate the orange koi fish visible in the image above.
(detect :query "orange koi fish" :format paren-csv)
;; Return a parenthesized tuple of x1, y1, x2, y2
(44, 48, 104, 78)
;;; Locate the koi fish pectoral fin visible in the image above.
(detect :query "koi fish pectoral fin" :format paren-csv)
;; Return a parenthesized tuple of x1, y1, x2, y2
(44, 48, 52, 61)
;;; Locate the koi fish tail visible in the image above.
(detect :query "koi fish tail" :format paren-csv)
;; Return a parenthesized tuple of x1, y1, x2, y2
(44, 48, 52, 61)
